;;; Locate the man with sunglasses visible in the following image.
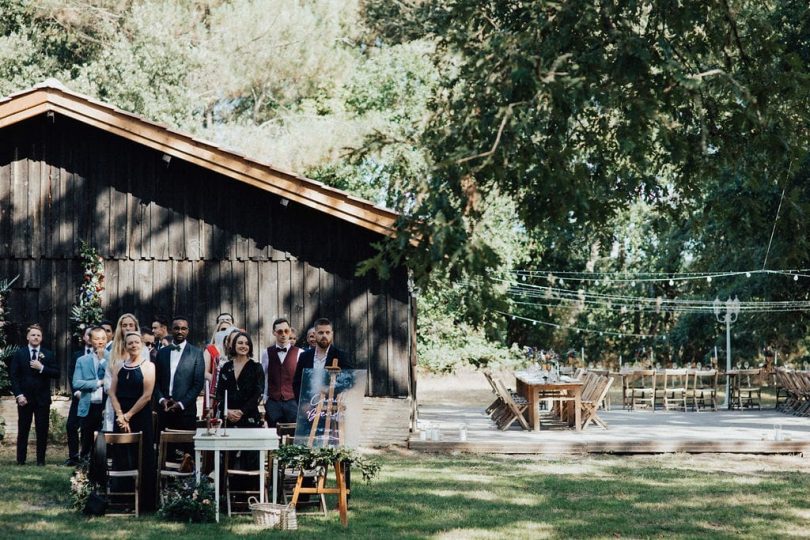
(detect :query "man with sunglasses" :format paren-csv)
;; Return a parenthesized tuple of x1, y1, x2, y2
(260, 317, 301, 427)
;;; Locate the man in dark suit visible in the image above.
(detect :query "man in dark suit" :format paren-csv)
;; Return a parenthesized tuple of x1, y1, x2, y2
(154, 315, 205, 432)
(292, 317, 354, 495)
(65, 327, 93, 466)
(293, 318, 352, 401)
(9, 324, 59, 466)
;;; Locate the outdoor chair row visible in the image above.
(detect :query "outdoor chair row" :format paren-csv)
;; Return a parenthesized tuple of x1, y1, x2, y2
(774, 369, 810, 416)
(619, 369, 737, 412)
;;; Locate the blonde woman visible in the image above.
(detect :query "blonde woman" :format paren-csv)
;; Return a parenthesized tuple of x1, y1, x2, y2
(103, 314, 147, 430)
(108, 331, 156, 511)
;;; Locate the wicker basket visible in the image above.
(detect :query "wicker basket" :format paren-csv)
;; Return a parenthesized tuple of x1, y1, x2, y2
(247, 497, 298, 530)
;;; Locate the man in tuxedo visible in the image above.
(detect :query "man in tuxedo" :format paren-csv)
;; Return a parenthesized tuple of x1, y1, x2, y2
(261, 317, 301, 427)
(293, 318, 351, 401)
(10, 324, 59, 466)
(72, 327, 108, 460)
(154, 316, 205, 432)
(65, 327, 93, 466)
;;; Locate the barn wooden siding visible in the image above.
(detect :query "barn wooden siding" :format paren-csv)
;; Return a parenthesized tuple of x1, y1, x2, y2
(0, 115, 412, 398)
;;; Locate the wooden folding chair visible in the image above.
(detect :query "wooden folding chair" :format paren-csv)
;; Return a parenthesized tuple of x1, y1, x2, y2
(630, 370, 656, 411)
(658, 369, 689, 411)
(689, 370, 718, 411)
(482, 370, 504, 415)
(580, 376, 614, 430)
(731, 368, 762, 410)
(157, 430, 196, 505)
(492, 378, 530, 430)
(100, 431, 143, 517)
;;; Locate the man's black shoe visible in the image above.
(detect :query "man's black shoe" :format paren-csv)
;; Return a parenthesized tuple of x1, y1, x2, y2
(36, 461, 45, 466)
(64, 458, 81, 466)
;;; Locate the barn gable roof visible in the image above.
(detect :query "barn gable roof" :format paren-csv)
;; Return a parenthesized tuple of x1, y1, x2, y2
(0, 80, 401, 238)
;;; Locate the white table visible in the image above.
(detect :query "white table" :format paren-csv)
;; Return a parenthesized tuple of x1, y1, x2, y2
(194, 428, 279, 522)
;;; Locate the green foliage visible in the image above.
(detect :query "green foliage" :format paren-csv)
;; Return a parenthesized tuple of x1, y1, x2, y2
(158, 477, 216, 523)
(0, 276, 18, 395)
(69, 241, 104, 341)
(276, 444, 380, 483)
(361, 0, 810, 333)
(48, 408, 67, 445)
(69, 463, 99, 513)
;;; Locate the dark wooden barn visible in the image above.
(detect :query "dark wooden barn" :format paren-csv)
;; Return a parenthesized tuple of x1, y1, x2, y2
(0, 81, 415, 440)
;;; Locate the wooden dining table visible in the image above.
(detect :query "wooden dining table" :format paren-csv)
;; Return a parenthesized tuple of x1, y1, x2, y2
(514, 372, 583, 431)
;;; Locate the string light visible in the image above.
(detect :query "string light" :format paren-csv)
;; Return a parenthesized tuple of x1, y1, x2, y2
(499, 311, 667, 339)
(513, 268, 810, 284)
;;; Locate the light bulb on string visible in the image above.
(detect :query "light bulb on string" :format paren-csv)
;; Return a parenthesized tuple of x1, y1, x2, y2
(669, 279, 674, 286)
(746, 272, 751, 278)
(706, 276, 712, 283)
(794, 275, 799, 281)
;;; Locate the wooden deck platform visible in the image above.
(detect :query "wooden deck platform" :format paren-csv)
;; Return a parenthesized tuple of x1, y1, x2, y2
(410, 405, 810, 455)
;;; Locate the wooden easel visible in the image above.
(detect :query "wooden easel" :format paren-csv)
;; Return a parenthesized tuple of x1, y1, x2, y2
(290, 358, 350, 526)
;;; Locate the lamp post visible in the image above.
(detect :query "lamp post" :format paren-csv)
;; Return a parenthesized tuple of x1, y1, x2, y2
(713, 296, 740, 409)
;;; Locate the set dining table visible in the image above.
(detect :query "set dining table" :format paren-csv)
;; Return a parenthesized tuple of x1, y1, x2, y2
(514, 371, 583, 431)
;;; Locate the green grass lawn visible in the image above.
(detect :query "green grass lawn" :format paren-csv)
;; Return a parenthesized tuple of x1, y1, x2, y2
(1, 444, 809, 539)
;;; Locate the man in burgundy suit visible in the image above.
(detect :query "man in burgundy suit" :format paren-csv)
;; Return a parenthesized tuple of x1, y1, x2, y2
(260, 317, 300, 427)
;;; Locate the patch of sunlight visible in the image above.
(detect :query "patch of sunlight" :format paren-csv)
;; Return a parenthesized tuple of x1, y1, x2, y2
(426, 488, 543, 506)
(514, 460, 610, 477)
(230, 522, 271, 535)
(786, 507, 810, 521)
(21, 519, 55, 532)
(433, 521, 553, 540)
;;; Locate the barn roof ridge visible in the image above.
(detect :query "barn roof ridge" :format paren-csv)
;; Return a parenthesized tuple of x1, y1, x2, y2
(0, 80, 403, 239)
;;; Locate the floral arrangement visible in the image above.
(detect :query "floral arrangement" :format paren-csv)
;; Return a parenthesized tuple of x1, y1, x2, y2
(70, 241, 105, 340)
(276, 445, 381, 483)
(0, 275, 18, 394)
(158, 477, 216, 523)
(70, 465, 101, 513)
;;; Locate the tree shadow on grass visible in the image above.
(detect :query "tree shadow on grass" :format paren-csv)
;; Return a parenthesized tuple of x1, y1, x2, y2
(1, 449, 809, 539)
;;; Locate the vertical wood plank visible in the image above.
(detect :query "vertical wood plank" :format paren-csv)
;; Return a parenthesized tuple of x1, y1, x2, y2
(243, 260, 259, 345)
(368, 284, 390, 397)
(216, 260, 231, 320)
(93, 134, 111, 258)
(110, 140, 129, 259)
(11, 148, 29, 257)
(152, 260, 172, 317)
(28, 145, 42, 259)
(0, 151, 11, 257)
(304, 262, 319, 331)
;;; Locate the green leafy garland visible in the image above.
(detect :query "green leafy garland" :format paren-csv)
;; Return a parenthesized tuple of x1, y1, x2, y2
(0, 275, 18, 395)
(276, 445, 381, 483)
(70, 241, 105, 340)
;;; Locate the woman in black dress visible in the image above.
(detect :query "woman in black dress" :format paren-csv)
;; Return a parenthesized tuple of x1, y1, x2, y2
(109, 331, 157, 512)
(216, 331, 264, 474)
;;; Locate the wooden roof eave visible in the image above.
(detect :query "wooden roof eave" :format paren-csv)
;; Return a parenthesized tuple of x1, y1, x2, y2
(0, 85, 418, 244)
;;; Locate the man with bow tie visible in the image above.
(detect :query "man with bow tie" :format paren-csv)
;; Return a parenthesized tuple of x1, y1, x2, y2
(154, 316, 205, 432)
(260, 317, 301, 427)
(10, 324, 59, 466)
(72, 326, 108, 460)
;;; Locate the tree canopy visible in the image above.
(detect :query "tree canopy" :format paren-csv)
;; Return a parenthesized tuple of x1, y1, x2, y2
(1, 0, 809, 367)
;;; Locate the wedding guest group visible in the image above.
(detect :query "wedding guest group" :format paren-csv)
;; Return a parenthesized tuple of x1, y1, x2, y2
(12, 311, 353, 515)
